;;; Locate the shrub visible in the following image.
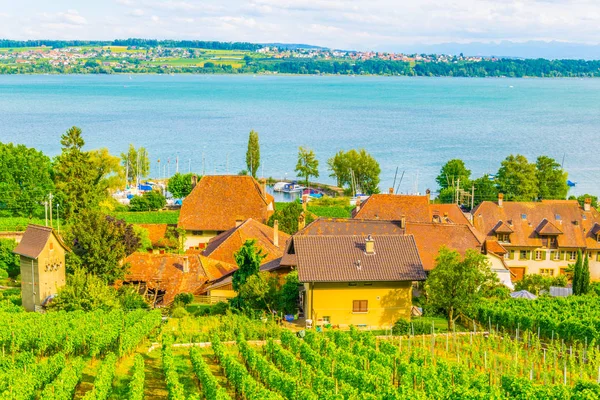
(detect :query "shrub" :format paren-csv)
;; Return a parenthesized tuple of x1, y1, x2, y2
(174, 292, 194, 305)
(0, 269, 8, 279)
(171, 306, 189, 318)
(129, 191, 166, 212)
(210, 301, 230, 316)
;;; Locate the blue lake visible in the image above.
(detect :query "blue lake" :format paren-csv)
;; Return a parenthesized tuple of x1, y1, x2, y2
(1, 74, 599, 197)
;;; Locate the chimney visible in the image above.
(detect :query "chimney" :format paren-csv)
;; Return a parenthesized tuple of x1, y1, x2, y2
(584, 198, 592, 212)
(355, 198, 361, 213)
(182, 256, 189, 273)
(235, 217, 244, 227)
(426, 188, 431, 202)
(365, 234, 375, 254)
(298, 212, 306, 231)
(302, 194, 309, 212)
(498, 193, 504, 207)
(191, 174, 198, 188)
(400, 217, 406, 229)
(389, 187, 394, 194)
(273, 220, 279, 247)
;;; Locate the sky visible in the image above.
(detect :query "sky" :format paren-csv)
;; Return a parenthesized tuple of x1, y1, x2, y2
(1, 0, 599, 52)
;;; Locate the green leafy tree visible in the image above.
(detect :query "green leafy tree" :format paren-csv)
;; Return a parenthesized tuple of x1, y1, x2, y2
(53, 126, 103, 219)
(246, 130, 260, 178)
(295, 146, 319, 187)
(168, 173, 195, 198)
(238, 271, 279, 312)
(0, 239, 19, 277)
(232, 239, 266, 292)
(536, 156, 568, 200)
(267, 202, 311, 235)
(120, 144, 150, 184)
(472, 175, 499, 207)
(68, 210, 141, 283)
(425, 247, 498, 330)
(572, 249, 583, 295)
(327, 149, 381, 194)
(0, 143, 54, 217)
(89, 148, 126, 192)
(496, 154, 538, 201)
(436, 159, 471, 190)
(582, 253, 590, 295)
(48, 268, 121, 311)
(277, 270, 300, 315)
(569, 194, 598, 209)
(515, 274, 567, 296)
(129, 191, 166, 211)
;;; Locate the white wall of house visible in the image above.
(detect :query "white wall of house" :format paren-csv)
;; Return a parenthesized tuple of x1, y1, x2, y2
(501, 247, 600, 280)
(184, 230, 221, 249)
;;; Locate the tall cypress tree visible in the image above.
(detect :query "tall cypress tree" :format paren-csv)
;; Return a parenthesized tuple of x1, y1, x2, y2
(582, 253, 590, 295)
(245, 130, 260, 178)
(572, 250, 583, 295)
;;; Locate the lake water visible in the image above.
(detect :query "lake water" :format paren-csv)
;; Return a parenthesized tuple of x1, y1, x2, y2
(1, 74, 599, 198)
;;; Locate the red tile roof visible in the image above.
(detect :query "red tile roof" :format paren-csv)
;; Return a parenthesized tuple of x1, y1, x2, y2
(299, 218, 405, 236)
(202, 218, 290, 266)
(405, 222, 482, 271)
(14, 224, 69, 259)
(123, 252, 237, 304)
(472, 200, 600, 249)
(483, 240, 507, 255)
(178, 175, 274, 231)
(353, 194, 471, 226)
(290, 235, 426, 282)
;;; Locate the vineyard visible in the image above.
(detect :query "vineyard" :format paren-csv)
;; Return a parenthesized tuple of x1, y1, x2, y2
(2, 311, 600, 399)
(474, 296, 600, 343)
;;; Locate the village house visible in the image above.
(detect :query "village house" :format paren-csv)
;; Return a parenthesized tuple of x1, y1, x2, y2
(200, 218, 290, 299)
(352, 191, 471, 225)
(283, 234, 426, 329)
(472, 194, 600, 281)
(122, 252, 237, 306)
(13, 225, 69, 311)
(292, 217, 513, 287)
(178, 175, 275, 249)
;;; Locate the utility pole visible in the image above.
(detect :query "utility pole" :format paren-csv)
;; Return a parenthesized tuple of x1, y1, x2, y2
(471, 184, 475, 210)
(56, 203, 60, 234)
(44, 201, 48, 227)
(48, 193, 53, 227)
(456, 179, 460, 205)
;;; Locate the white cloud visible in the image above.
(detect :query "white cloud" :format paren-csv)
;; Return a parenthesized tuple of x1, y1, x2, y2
(151, 15, 160, 22)
(129, 9, 145, 17)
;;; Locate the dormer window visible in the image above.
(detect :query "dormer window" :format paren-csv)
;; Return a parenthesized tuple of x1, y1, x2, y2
(597, 234, 600, 243)
(521, 214, 527, 220)
(498, 233, 510, 243)
(542, 236, 558, 249)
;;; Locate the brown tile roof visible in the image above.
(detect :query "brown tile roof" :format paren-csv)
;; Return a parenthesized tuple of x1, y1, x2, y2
(353, 194, 471, 226)
(178, 175, 274, 231)
(123, 252, 237, 304)
(289, 218, 481, 271)
(202, 218, 290, 266)
(492, 221, 514, 233)
(405, 222, 482, 271)
(298, 218, 405, 236)
(472, 200, 600, 249)
(290, 235, 426, 282)
(353, 194, 431, 221)
(13, 224, 69, 259)
(484, 240, 508, 255)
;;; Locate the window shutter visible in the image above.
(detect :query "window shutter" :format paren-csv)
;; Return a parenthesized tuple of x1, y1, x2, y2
(542, 251, 547, 260)
(560, 251, 565, 260)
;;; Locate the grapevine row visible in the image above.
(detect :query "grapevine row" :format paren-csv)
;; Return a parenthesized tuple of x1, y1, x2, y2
(128, 354, 145, 400)
(82, 353, 118, 400)
(39, 357, 85, 400)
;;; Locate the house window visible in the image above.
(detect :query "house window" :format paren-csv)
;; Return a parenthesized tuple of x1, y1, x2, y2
(568, 251, 577, 261)
(521, 214, 527, 220)
(596, 234, 600, 243)
(535, 251, 543, 261)
(322, 316, 331, 323)
(352, 300, 368, 313)
(540, 268, 554, 277)
(551, 251, 560, 261)
(504, 252, 510, 260)
(498, 234, 510, 243)
(348, 282, 358, 287)
(519, 250, 529, 260)
(363, 283, 372, 286)
(542, 237, 558, 249)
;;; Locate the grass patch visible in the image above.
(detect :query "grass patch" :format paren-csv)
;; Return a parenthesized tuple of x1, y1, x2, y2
(109, 354, 136, 399)
(0, 217, 54, 231)
(307, 205, 352, 218)
(185, 303, 212, 316)
(112, 211, 179, 224)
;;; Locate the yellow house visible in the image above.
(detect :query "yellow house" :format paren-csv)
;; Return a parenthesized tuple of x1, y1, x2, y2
(283, 234, 426, 329)
(13, 225, 69, 311)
